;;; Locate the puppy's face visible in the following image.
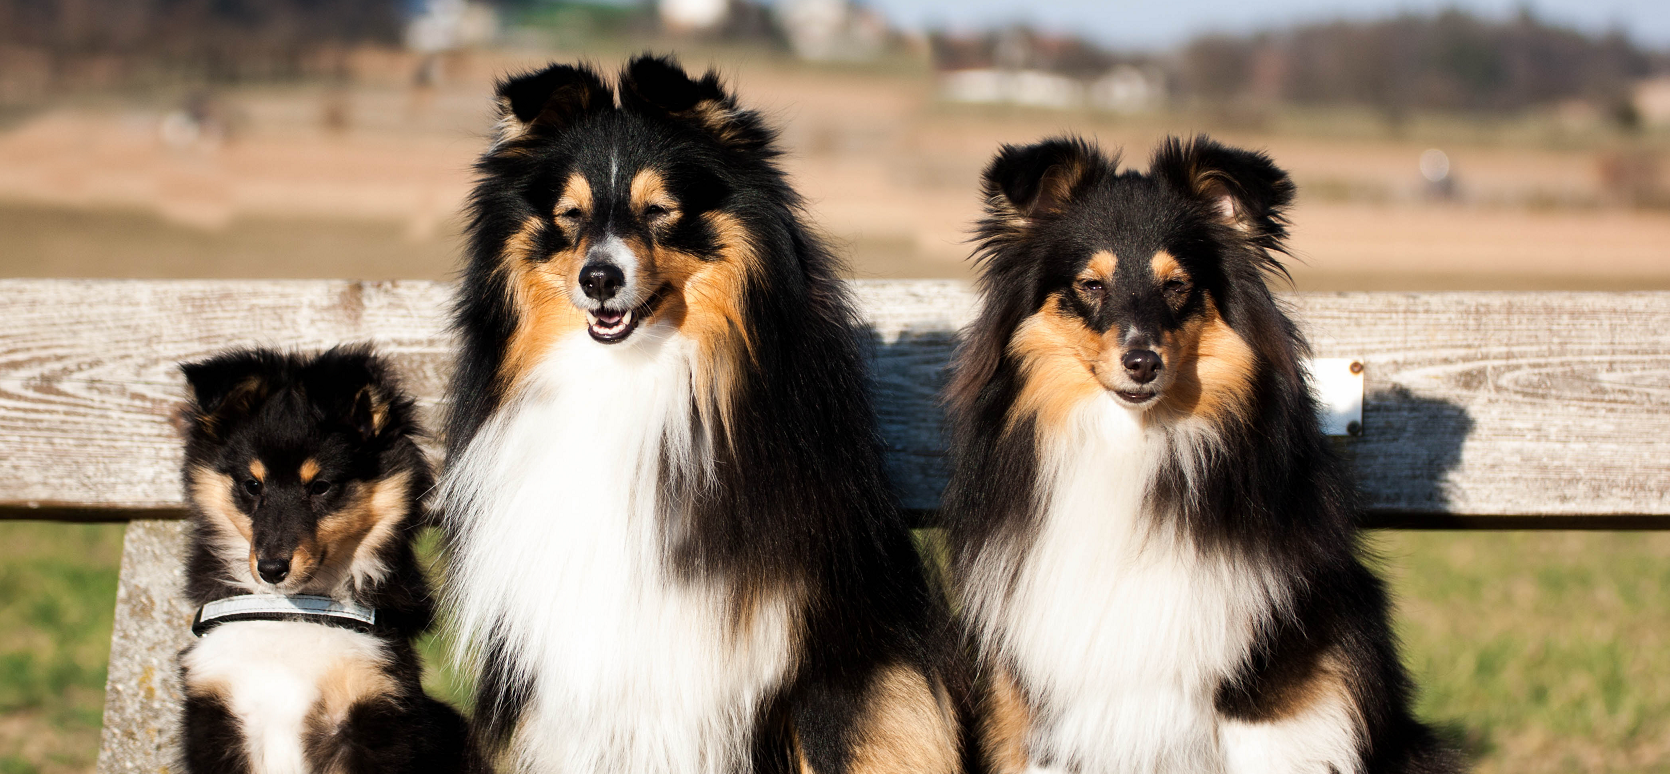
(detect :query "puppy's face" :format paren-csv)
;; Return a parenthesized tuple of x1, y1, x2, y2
(182, 353, 412, 594)
(963, 137, 1294, 429)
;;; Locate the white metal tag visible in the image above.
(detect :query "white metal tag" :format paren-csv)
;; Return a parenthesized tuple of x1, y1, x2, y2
(1306, 358, 1365, 437)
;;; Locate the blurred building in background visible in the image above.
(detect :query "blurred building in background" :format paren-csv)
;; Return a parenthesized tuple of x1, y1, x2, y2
(932, 27, 1168, 111)
(408, 0, 501, 54)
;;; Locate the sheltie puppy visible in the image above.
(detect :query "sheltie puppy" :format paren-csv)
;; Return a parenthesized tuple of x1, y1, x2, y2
(177, 347, 475, 774)
(438, 56, 961, 774)
(943, 136, 1459, 774)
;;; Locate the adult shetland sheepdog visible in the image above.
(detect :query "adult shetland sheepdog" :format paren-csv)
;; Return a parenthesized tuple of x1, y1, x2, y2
(177, 347, 474, 774)
(439, 56, 961, 774)
(943, 136, 1458, 774)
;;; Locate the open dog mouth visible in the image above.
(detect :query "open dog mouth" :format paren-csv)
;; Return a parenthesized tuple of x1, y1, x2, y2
(586, 307, 638, 343)
(584, 292, 661, 344)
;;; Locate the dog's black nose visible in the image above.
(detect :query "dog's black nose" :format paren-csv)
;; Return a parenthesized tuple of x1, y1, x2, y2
(1122, 349, 1162, 384)
(257, 558, 291, 584)
(579, 263, 625, 302)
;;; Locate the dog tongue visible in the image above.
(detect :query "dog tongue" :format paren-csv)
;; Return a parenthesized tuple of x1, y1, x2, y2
(595, 309, 624, 325)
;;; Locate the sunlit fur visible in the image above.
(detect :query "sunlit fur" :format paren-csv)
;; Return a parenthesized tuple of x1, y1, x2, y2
(944, 136, 1458, 774)
(177, 347, 474, 774)
(441, 56, 963, 774)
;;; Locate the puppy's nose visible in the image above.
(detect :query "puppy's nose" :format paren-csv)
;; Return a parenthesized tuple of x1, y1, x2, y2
(1121, 349, 1162, 384)
(579, 263, 625, 302)
(257, 558, 291, 584)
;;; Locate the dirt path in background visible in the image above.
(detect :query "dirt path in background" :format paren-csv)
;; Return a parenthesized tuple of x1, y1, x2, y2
(0, 52, 1666, 288)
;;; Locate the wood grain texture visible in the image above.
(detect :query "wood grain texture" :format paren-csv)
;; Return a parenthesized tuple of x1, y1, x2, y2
(95, 519, 193, 774)
(3, 279, 1668, 519)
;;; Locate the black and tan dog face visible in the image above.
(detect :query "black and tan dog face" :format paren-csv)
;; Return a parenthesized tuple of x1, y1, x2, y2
(481, 56, 768, 385)
(957, 136, 1295, 430)
(180, 348, 418, 593)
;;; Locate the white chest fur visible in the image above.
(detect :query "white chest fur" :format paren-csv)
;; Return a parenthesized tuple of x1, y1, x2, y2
(180, 621, 391, 774)
(967, 399, 1286, 774)
(442, 326, 799, 774)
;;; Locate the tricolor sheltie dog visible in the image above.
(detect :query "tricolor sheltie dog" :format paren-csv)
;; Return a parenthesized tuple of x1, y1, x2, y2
(943, 137, 1459, 774)
(438, 56, 962, 774)
(177, 347, 475, 774)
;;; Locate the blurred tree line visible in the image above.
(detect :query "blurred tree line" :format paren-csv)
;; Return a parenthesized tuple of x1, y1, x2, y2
(0, 0, 401, 87)
(1181, 9, 1667, 119)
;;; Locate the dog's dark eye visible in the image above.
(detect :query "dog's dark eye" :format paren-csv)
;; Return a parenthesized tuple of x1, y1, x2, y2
(242, 478, 262, 496)
(1163, 279, 1191, 296)
(308, 480, 333, 496)
(643, 204, 672, 223)
(1078, 279, 1105, 296)
(557, 206, 583, 221)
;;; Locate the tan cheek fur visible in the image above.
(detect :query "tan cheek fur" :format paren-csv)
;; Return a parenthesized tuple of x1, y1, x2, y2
(1150, 296, 1257, 428)
(499, 172, 595, 391)
(611, 210, 759, 444)
(846, 664, 960, 774)
(309, 471, 413, 589)
(1008, 296, 1107, 434)
(190, 467, 258, 584)
(499, 216, 589, 392)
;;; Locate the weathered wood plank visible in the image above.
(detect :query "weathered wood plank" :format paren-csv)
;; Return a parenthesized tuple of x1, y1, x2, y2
(95, 519, 193, 774)
(4, 279, 1670, 519)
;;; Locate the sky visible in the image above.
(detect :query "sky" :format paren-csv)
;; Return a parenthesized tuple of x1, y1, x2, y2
(856, 0, 1670, 51)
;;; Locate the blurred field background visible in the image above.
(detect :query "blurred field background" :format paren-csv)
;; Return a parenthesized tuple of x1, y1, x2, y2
(2, 0, 1670, 772)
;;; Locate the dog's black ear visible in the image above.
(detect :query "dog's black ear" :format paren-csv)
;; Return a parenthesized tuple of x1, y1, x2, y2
(618, 55, 768, 151)
(303, 346, 398, 441)
(981, 138, 1104, 223)
(1151, 135, 1294, 246)
(495, 62, 612, 140)
(180, 351, 276, 440)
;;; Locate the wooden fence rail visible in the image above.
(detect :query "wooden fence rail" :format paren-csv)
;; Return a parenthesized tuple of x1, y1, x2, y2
(5, 279, 1670, 526)
(4, 279, 1669, 773)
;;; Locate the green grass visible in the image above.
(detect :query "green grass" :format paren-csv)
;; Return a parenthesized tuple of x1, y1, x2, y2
(3, 521, 1669, 773)
(0, 522, 123, 774)
(1378, 531, 1670, 773)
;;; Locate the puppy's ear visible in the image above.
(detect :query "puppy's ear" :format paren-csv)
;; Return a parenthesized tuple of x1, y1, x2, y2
(495, 62, 612, 141)
(180, 351, 275, 440)
(304, 347, 399, 441)
(1151, 135, 1294, 246)
(981, 138, 1104, 224)
(618, 55, 768, 151)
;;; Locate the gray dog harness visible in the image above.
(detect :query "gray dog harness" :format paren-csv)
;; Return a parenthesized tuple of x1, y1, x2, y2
(191, 594, 378, 637)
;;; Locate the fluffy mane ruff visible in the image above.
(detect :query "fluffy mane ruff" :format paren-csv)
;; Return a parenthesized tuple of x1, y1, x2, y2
(441, 56, 957, 774)
(944, 136, 1458, 774)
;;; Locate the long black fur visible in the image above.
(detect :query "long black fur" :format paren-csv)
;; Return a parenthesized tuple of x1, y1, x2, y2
(446, 55, 962, 771)
(177, 346, 475, 774)
(943, 135, 1459, 773)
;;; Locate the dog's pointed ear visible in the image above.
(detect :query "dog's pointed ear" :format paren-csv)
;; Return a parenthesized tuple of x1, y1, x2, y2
(495, 62, 612, 141)
(1151, 135, 1294, 243)
(981, 138, 1104, 225)
(303, 347, 397, 441)
(349, 384, 390, 440)
(180, 352, 274, 440)
(618, 55, 767, 151)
